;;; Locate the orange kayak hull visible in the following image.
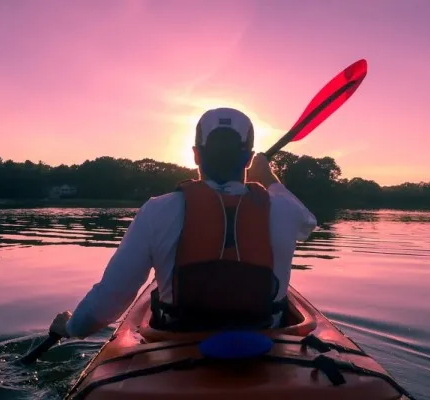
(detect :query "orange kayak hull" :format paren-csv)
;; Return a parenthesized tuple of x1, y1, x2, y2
(65, 280, 408, 400)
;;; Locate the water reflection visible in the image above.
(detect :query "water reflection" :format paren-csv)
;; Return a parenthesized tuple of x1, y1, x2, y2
(336, 209, 430, 224)
(0, 208, 137, 249)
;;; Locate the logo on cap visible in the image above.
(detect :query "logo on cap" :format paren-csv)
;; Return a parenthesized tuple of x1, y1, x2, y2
(218, 118, 232, 125)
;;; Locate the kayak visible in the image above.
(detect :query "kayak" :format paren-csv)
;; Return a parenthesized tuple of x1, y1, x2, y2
(65, 279, 413, 400)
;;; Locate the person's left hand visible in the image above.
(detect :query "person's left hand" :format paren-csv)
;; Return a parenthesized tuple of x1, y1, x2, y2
(49, 311, 72, 338)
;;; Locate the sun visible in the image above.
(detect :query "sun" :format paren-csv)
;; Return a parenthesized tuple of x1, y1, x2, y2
(179, 123, 198, 168)
(162, 113, 198, 169)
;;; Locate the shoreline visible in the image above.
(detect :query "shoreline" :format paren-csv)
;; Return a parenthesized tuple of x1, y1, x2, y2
(0, 198, 429, 212)
(0, 198, 146, 209)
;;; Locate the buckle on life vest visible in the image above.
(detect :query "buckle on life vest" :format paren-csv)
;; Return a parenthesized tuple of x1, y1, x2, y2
(150, 289, 177, 326)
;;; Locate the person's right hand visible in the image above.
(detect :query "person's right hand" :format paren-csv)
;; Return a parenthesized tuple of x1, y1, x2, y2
(49, 311, 72, 338)
(246, 153, 280, 189)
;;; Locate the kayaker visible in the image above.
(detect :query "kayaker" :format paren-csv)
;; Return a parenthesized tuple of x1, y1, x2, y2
(49, 107, 317, 339)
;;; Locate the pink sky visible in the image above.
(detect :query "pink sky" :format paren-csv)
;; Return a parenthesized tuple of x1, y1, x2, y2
(1, 0, 429, 185)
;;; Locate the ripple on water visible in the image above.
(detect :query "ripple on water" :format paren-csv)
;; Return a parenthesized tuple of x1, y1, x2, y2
(0, 208, 136, 249)
(0, 329, 113, 400)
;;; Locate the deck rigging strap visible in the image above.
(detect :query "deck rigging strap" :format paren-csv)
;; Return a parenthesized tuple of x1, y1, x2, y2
(69, 350, 416, 400)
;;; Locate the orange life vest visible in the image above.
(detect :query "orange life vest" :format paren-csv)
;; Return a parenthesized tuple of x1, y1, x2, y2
(150, 180, 284, 331)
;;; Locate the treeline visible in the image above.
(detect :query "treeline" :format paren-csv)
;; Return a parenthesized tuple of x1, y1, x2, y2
(269, 152, 429, 211)
(0, 156, 196, 201)
(0, 153, 429, 211)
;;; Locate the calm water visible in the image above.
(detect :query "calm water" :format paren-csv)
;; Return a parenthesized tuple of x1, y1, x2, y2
(0, 208, 429, 399)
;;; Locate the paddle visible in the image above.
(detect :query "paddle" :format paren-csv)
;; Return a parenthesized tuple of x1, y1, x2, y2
(18, 59, 368, 366)
(18, 332, 62, 365)
(264, 59, 368, 160)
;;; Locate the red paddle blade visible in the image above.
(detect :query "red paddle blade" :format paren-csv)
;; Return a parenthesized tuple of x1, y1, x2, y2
(290, 59, 368, 142)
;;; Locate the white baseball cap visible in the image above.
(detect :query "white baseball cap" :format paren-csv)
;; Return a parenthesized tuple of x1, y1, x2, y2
(195, 107, 254, 149)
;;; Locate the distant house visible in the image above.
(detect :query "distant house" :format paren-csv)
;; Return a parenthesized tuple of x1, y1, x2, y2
(49, 184, 77, 199)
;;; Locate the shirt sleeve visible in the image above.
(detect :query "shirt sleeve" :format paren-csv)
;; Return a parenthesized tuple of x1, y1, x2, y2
(267, 182, 317, 241)
(66, 200, 154, 339)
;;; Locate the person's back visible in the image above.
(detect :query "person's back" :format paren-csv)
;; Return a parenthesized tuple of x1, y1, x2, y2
(144, 178, 315, 329)
(49, 107, 317, 339)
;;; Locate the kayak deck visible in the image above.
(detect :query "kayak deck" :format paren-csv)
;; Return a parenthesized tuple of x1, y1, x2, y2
(65, 280, 411, 400)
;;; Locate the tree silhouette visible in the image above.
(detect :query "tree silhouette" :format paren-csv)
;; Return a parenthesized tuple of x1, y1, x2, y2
(0, 152, 428, 212)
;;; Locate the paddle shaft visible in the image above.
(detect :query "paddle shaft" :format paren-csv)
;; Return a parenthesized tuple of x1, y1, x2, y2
(263, 79, 359, 160)
(19, 332, 62, 365)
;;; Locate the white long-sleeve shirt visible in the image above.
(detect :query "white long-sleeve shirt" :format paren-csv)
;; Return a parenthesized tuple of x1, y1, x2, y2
(66, 181, 317, 338)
